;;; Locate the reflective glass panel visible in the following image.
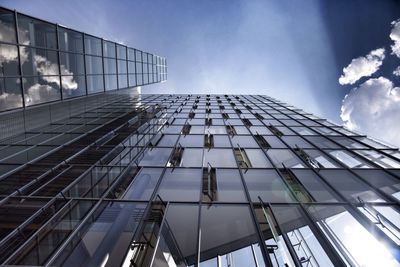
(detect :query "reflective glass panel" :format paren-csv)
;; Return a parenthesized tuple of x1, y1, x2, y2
(243, 169, 295, 202)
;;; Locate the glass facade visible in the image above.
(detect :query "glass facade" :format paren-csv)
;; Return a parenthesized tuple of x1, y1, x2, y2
(0, 7, 167, 112)
(0, 92, 400, 267)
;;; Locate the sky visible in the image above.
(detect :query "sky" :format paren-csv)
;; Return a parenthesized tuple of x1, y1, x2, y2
(2, 0, 400, 146)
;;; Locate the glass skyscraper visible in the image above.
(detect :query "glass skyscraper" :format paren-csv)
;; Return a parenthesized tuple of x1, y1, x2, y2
(1, 6, 400, 267)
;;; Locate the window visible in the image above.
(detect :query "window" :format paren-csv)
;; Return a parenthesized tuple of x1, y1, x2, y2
(267, 149, 306, 168)
(290, 169, 341, 202)
(58, 27, 83, 53)
(243, 169, 295, 202)
(17, 14, 56, 48)
(245, 149, 273, 168)
(157, 168, 201, 201)
(203, 148, 236, 167)
(139, 148, 172, 166)
(328, 150, 371, 168)
(84, 35, 102, 56)
(199, 205, 263, 266)
(319, 170, 384, 202)
(0, 8, 16, 43)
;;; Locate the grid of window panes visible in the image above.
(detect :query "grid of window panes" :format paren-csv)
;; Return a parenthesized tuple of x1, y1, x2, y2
(0, 92, 399, 266)
(0, 6, 167, 112)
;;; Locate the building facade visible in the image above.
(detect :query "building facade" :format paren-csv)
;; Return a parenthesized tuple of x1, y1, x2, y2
(1, 6, 400, 267)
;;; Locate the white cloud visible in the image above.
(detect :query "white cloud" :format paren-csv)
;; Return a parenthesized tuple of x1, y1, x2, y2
(390, 19, 400, 58)
(341, 77, 400, 147)
(339, 48, 385, 85)
(394, 66, 400, 76)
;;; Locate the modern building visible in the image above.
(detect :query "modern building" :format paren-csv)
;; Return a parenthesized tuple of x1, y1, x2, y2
(1, 6, 400, 267)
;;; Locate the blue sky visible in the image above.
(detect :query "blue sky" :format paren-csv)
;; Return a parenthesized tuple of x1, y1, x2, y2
(2, 0, 400, 144)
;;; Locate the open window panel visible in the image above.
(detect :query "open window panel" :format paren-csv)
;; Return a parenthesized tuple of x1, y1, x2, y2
(306, 204, 400, 267)
(255, 202, 349, 267)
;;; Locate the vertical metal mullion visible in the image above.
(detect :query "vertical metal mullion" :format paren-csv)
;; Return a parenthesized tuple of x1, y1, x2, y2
(55, 24, 63, 101)
(115, 44, 119, 90)
(101, 38, 106, 92)
(14, 10, 26, 110)
(82, 34, 88, 96)
(125, 46, 128, 88)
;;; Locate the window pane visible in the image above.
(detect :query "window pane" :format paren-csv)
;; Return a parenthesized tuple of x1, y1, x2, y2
(200, 205, 260, 266)
(104, 57, 116, 74)
(61, 75, 86, 98)
(105, 75, 117, 90)
(291, 169, 340, 202)
(116, 44, 126, 59)
(243, 169, 295, 202)
(0, 8, 16, 43)
(85, 55, 103, 74)
(60, 52, 85, 75)
(53, 201, 146, 267)
(17, 14, 56, 48)
(328, 150, 372, 168)
(267, 149, 306, 168)
(245, 149, 273, 168)
(354, 169, 400, 200)
(58, 27, 83, 53)
(319, 170, 384, 202)
(157, 168, 201, 201)
(179, 135, 204, 147)
(271, 205, 335, 267)
(0, 44, 19, 76)
(123, 168, 163, 200)
(23, 76, 61, 105)
(139, 148, 172, 167)
(214, 168, 246, 202)
(84, 35, 102, 56)
(117, 59, 127, 74)
(307, 204, 399, 267)
(0, 77, 23, 111)
(203, 149, 236, 168)
(103, 41, 116, 58)
(87, 75, 104, 93)
(21, 47, 59, 76)
(153, 204, 199, 266)
(180, 148, 203, 167)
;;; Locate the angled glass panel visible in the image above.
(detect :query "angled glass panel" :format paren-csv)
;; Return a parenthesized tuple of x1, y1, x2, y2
(307, 204, 399, 267)
(0, 44, 19, 76)
(245, 148, 273, 168)
(243, 169, 295, 202)
(58, 27, 83, 53)
(180, 148, 203, 167)
(21, 47, 59, 76)
(17, 14, 56, 48)
(139, 147, 172, 167)
(23, 76, 61, 106)
(354, 169, 400, 200)
(327, 150, 372, 168)
(0, 77, 23, 111)
(199, 204, 262, 267)
(84, 35, 102, 56)
(123, 168, 163, 200)
(290, 169, 341, 202)
(271, 205, 335, 267)
(354, 150, 400, 168)
(0, 8, 16, 43)
(203, 148, 236, 168)
(51, 201, 146, 267)
(267, 149, 306, 168)
(318, 170, 385, 202)
(157, 168, 201, 201)
(214, 168, 246, 202)
(152, 204, 199, 267)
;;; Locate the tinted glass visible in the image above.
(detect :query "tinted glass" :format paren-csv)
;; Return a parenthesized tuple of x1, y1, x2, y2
(84, 35, 102, 56)
(0, 8, 16, 43)
(17, 14, 56, 48)
(58, 27, 83, 53)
